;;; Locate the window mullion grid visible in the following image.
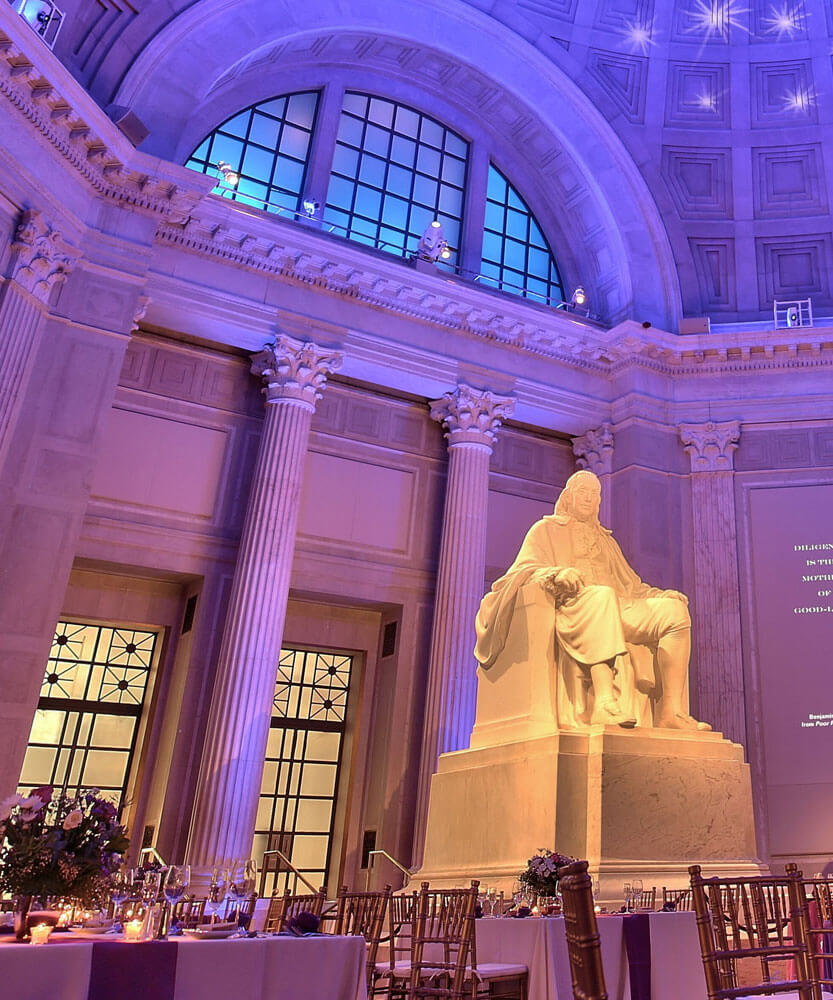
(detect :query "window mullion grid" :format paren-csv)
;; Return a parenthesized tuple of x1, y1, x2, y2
(459, 140, 489, 278)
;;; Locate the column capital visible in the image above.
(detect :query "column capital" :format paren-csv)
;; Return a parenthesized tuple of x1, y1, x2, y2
(679, 420, 741, 472)
(572, 423, 614, 476)
(9, 210, 81, 304)
(250, 334, 343, 410)
(429, 383, 514, 449)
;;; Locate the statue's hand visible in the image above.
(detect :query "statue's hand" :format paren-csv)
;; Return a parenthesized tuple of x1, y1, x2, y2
(660, 588, 689, 605)
(556, 567, 585, 589)
(542, 567, 585, 609)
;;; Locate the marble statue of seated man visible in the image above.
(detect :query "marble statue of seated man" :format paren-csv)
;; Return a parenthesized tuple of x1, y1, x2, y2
(474, 469, 711, 731)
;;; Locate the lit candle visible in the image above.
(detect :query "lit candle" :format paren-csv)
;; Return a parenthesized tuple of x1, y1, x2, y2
(594, 904, 602, 914)
(30, 924, 52, 946)
(125, 919, 144, 942)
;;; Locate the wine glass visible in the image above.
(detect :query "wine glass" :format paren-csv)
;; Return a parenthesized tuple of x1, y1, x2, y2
(632, 878, 643, 911)
(206, 867, 229, 925)
(487, 886, 498, 917)
(110, 868, 131, 922)
(623, 881, 632, 913)
(163, 865, 190, 936)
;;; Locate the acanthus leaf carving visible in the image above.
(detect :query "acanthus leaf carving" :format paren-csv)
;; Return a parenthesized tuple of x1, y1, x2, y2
(250, 333, 343, 411)
(679, 420, 741, 472)
(10, 209, 81, 303)
(429, 383, 515, 450)
(573, 423, 614, 475)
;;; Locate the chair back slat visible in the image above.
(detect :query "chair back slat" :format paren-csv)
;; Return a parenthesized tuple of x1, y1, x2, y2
(263, 887, 327, 934)
(689, 864, 818, 1000)
(801, 877, 833, 992)
(333, 884, 391, 989)
(558, 860, 608, 1000)
(408, 880, 478, 1000)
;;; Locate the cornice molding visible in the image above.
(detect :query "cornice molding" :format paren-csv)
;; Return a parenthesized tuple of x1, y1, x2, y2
(0, 16, 212, 222)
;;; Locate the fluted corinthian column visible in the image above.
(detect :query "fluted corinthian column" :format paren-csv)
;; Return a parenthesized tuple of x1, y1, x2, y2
(679, 420, 745, 744)
(0, 209, 80, 468)
(573, 423, 614, 524)
(414, 384, 514, 852)
(187, 334, 342, 869)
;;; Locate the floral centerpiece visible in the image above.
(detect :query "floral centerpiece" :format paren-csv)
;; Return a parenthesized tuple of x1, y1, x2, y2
(0, 785, 129, 935)
(518, 848, 576, 898)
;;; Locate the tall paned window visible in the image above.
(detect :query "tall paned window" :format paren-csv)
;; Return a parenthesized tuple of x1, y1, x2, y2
(185, 91, 320, 213)
(254, 647, 354, 896)
(325, 93, 468, 266)
(18, 622, 158, 810)
(480, 164, 565, 305)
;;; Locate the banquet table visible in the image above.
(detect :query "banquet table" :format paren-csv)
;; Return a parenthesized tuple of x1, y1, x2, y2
(475, 910, 707, 1000)
(0, 931, 368, 1000)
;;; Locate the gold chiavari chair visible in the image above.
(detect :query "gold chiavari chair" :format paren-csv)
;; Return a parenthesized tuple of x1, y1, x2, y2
(408, 880, 479, 1000)
(689, 864, 817, 1000)
(333, 884, 392, 992)
(662, 886, 694, 911)
(263, 887, 327, 934)
(800, 876, 833, 997)
(375, 889, 419, 999)
(558, 860, 608, 1000)
(171, 896, 206, 928)
(633, 886, 657, 912)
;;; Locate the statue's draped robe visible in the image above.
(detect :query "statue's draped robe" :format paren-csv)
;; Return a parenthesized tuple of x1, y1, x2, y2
(475, 514, 664, 677)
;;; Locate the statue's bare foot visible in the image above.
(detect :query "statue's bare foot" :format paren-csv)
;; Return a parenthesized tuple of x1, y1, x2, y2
(591, 699, 637, 728)
(657, 712, 712, 732)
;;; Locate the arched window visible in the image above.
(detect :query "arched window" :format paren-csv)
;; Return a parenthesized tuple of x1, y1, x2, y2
(185, 88, 567, 305)
(185, 91, 319, 212)
(480, 165, 564, 305)
(324, 92, 468, 267)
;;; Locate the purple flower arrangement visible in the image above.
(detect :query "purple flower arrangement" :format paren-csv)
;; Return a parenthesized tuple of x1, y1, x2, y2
(0, 786, 129, 906)
(519, 848, 576, 896)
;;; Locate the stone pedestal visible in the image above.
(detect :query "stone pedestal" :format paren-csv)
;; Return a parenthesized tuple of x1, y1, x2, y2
(418, 727, 762, 898)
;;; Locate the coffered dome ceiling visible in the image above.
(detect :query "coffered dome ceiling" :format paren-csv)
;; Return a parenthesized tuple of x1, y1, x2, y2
(50, 0, 833, 328)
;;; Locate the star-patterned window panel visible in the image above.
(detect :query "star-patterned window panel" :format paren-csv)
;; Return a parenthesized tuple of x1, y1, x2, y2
(19, 621, 159, 810)
(254, 647, 355, 897)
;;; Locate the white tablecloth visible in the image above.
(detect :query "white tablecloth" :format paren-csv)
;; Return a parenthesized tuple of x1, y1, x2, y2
(0, 933, 368, 1000)
(476, 912, 707, 1000)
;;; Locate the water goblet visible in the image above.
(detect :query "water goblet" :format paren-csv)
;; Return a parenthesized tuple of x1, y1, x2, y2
(487, 886, 498, 917)
(163, 865, 190, 934)
(206, 867, 229, 925)
(632, 878, 643, 911)
(623, 882, 632, 913)
(110, 869, 131, 922)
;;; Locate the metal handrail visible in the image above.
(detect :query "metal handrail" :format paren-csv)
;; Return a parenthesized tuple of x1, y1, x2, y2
(365, 849, 412, 891)
(259, 849, 319, 896)
(138, 846, 167, 867)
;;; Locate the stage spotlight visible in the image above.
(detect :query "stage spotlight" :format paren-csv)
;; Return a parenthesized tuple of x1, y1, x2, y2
(417, 220, 451, 263)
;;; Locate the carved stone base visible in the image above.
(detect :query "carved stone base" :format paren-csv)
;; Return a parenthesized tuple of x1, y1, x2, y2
(417, 727, 763, 900)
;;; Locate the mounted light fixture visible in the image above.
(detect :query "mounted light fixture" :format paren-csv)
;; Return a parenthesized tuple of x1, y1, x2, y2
(774, 298, 813, 329)
(302, 198, 320, 219)
(13, 0, 63, 48)
(571, 286, 587, 308)
(417, 220, 451, 263)
(217, 161, 239, 187)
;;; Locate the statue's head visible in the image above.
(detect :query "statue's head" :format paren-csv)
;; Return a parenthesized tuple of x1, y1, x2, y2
(554, 470, 602, 525)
